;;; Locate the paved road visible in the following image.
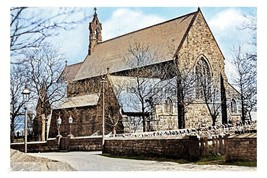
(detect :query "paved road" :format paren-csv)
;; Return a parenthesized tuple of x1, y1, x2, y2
(29, 151, 256, 171)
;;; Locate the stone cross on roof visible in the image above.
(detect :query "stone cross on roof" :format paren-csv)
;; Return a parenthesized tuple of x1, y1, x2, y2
(94, 7, 97, 15)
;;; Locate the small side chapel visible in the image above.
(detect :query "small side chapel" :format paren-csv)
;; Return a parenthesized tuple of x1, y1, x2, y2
(49, 8, 241, 138)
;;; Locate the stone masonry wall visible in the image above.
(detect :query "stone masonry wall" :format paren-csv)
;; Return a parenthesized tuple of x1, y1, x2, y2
(178, 11, 226, 81)
(11, 133, 256, 163)
(50, 75, 124, 139)
(11, 138, 58, 153)
(68, 137, 102, 151)
(49, 106, 102, 138)
(185, 104, 213, 128)
(225, 133, 257, 162)
(11, 137, 103, 152)
(177, 11, 230, 126)
(103, 136, 200, 161)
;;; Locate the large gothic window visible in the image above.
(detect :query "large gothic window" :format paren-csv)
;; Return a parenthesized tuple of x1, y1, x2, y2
(195, 57, 211, 99)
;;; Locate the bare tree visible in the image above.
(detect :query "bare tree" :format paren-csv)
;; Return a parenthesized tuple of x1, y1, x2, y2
(110, 78, 142, 133)
(105, 106, 121, 135)
(10, 7, 92, 61)
(224, 10, 257, 123)
(123, 116, 143, 133)
(10, 65, 33, 142)
(10, 45, 67, 141)
(172, 52, 197, 129)
(239, 10, 257, 121)
(198, 76, 222, 126)
(231, 45, 257, 122)
(123, 42, 165, 132)
(23, 45, 66, 105)
(121, 42, 198, 131)
(239, 10, 257, 46)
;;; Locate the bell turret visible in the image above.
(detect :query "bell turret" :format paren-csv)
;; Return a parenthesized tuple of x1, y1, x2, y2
(88, 8, 102, 55)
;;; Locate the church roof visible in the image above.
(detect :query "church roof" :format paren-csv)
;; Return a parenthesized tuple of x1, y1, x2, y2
(60, 62, 83, 82)
(56, 93, 99, 109)
(74, 10, 198, 81)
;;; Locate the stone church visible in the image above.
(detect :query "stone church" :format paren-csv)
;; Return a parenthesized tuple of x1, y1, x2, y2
(49, 8, 241, 138)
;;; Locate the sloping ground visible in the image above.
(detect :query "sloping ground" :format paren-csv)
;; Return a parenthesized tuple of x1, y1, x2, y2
(10, 149, 76, 171)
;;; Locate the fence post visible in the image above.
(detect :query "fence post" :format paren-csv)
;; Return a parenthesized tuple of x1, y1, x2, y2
(204, 137, 208, 156)
(212, 136, 216, 155)
(200, 137, 204, 157)
(219, 135, 224, 155)
(215, 136, 219, 155)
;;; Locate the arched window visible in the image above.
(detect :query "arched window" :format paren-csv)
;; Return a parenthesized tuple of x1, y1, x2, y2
(231, 99, 237, 113)
(195, 57, 211, 99)
(94, 29, 99, 39)
(165, 97, 173, 113)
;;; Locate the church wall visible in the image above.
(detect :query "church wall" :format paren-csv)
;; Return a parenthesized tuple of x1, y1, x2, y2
(225, 84, 242, 124)
(176, 11, 231, 127)
(96, 76, 125, 135)
(184, 103, 222, 128)
(49, 106, 102, 138)
(151, 103, 178, 131)
(49, 76, 124, 138)
(178, 11, 226, 83)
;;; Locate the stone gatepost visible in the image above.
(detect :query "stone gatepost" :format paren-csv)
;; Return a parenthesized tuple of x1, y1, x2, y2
(188, 136, 200, 161)
(59, 136, 70, 152)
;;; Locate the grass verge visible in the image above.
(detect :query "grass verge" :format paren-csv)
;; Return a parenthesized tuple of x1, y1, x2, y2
(101, 154, 256, 167)
(101, 153, 190, 164)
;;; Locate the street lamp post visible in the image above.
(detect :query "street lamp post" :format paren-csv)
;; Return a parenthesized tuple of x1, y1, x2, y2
(100, 77, 107, 147)
(22, 85, 30, 153)
(57, 116, 62, 136)
(68, 115, 73, 137)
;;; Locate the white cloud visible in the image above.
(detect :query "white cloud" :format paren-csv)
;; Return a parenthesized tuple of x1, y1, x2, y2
(207, 8, 256, 82)
(208, 8, 253, 49)
(209, 8, 248, 32)
(102, 8, 166, 40)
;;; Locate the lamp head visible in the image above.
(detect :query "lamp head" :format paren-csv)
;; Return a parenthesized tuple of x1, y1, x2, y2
(69, 116, 73, 124)
(22, 85, 31, 101)
(57, 116, 62, 125)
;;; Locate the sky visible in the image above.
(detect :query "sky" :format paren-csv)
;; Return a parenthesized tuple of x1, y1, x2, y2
(2, 1, 267, 177)
(56, 7, 256, 63)
(50, 7, 256, 82)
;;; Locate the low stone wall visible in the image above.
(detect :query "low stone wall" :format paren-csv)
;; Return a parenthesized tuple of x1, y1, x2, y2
(10, 138, 58, 152)
(11, 136, 102, 152)
(103, 136, 200, 161)
(11, 133, 257, 163)
(68, 136, 102, 151)
(225, 133, 257, 162)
